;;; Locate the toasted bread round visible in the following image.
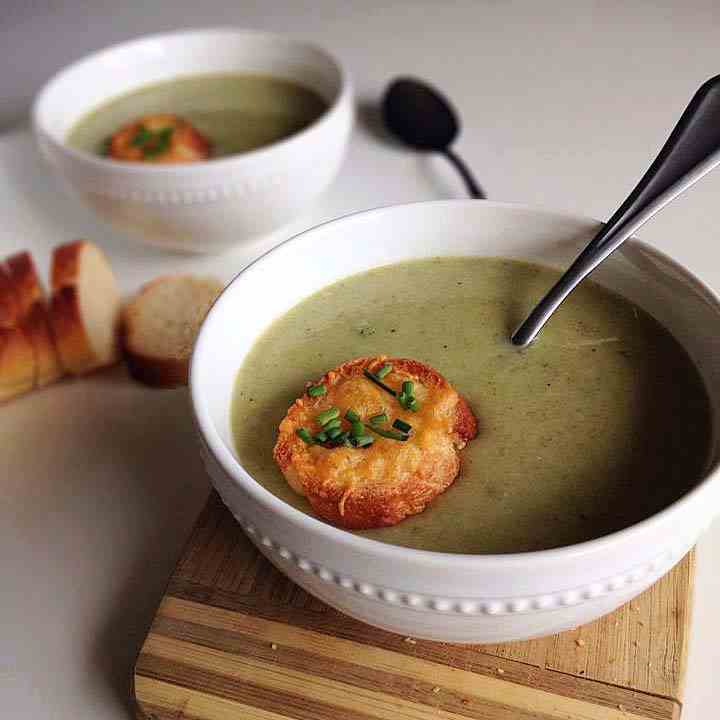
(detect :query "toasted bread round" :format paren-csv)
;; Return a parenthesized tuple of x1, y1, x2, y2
(108, 114, 211, 164)
(50, 240, 121, 375)
(273, 357, 478, 529)
(5, 252, 63, 388)
(122, 275, 223, 388)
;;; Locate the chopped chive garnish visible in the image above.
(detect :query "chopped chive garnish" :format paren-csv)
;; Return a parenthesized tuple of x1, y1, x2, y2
(345, 408, 361, 422)
(366, 424, 408, 441)
(393, 418, 412, 433)
(363, 369, 397, 396)
(296, 428, 314, 444)
(323, 418, 342, 431)
(316, 407, 340, 426)
(326, 427, 343, 440)
(313, 431, 328, 443)
(369, 412, 388, 425)
(398, 392, 409, 407)
(354, 434, 374, 448)
(131, 126, 152, 147)
(351, 420, 365, 438)
(407, 398, 420, 412)
(402, 381, 414, 396)
(376, 363, 393, 379)
(143, 127, 174, 157)
(308, 384, 327, 397)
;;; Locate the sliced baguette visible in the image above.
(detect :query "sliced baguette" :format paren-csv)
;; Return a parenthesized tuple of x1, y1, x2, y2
(50, 240, 121, 375)
(5, 251, 64, 388)
(0, 263, 34, 402)
(122, 275, 223, 388)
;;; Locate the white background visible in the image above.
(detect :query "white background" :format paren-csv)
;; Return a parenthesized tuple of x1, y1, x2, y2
(2, 1, 720, 717)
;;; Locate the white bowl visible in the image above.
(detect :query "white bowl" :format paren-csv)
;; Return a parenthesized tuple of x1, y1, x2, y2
(191, 200, 720, 642)
(32, 29, 353, 254)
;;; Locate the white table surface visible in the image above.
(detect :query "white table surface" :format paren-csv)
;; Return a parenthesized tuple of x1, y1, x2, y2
(2, 2, 720, 718)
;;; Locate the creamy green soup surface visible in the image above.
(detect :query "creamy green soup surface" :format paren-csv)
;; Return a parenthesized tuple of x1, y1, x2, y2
(231, 258, 711, 554)
(67, 73, 327, 158)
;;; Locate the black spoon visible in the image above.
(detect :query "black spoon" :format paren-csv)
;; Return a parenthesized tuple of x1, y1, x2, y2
(382, 77, 485, 199)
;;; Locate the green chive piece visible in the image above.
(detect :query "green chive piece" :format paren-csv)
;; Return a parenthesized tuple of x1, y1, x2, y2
(393, 418, 412, 433)
(366, 424, 408, 441)
(131, 126, 152, 147)
(323, 418, 342, 431)
(398, 392, 409, 407)
(316, 407, 340, 426)
(369, 412, 388, 425)
(402, 381, 414, 396)
(326, 427, 343, 440)
(406, 398, 420, 412)
(376, 363, 393, 379)
(143, 126, 174, 157)
(345, 408, 361, 423)
(363, 369, 397, 396)
(296, 428, 314, 444)
(354, 434, 374, 448)
(351, 420, 365, 438)
(313, 431, 328, 443)
(308, 384, 327, 397)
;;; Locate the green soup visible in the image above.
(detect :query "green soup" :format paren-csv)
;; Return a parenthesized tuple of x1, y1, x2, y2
(231, 258, 711, 554)
(67, 73, 328, 158)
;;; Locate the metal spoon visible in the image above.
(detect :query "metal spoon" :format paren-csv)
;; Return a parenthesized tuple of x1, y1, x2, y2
(382, 77, 486, 199)
(512, 74, 720, 347)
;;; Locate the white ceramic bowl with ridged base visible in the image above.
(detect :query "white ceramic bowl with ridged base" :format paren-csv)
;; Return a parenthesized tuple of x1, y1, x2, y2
(32, 29, 353, 254)
(191, 200, 720, 642)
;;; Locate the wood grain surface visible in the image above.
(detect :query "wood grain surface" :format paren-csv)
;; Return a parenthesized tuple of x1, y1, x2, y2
(134, 492, 693, 720)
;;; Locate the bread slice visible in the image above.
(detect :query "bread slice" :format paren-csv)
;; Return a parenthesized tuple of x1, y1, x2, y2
(5, 251, 63, 388)
(0, 263, 35, 402)
(50, 240, 121, 375)
(122, 275, 223, 387)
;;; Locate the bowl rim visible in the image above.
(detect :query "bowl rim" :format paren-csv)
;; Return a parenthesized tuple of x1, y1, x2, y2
(31, 27, 352, 175)
(191, 198, 720, 567)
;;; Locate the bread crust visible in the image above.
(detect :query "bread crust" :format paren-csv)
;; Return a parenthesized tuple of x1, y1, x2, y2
(49, 285, 93, 375)
(5, 251, 41, 308)
(51, 240, 83, 290)
(0, 263, 19, 328)
(50, 240, 119, 375)
(123, 348, 189, 388)
(0, 263, 34, 401)
(0, 327, 35, 402)
(5, 252, 63, 387)
(273, 356, 478, 529)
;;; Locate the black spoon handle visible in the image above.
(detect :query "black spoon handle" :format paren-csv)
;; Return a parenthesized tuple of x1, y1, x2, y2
(512, 73, 720, 347)
(444, 148, 486, 199)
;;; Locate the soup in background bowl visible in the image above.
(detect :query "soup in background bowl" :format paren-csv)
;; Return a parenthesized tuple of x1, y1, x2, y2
(66, 73, 328, 160)
(191, 200, 720, 643)
(32, 29, 353, 254)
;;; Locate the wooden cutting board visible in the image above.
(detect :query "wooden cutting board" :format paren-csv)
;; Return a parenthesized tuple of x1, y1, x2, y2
(134, 492, 693, 720)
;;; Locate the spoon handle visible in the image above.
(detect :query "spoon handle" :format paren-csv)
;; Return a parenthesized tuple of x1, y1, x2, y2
(512, 74, 720, 347)
(444, 148, 486, 199)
